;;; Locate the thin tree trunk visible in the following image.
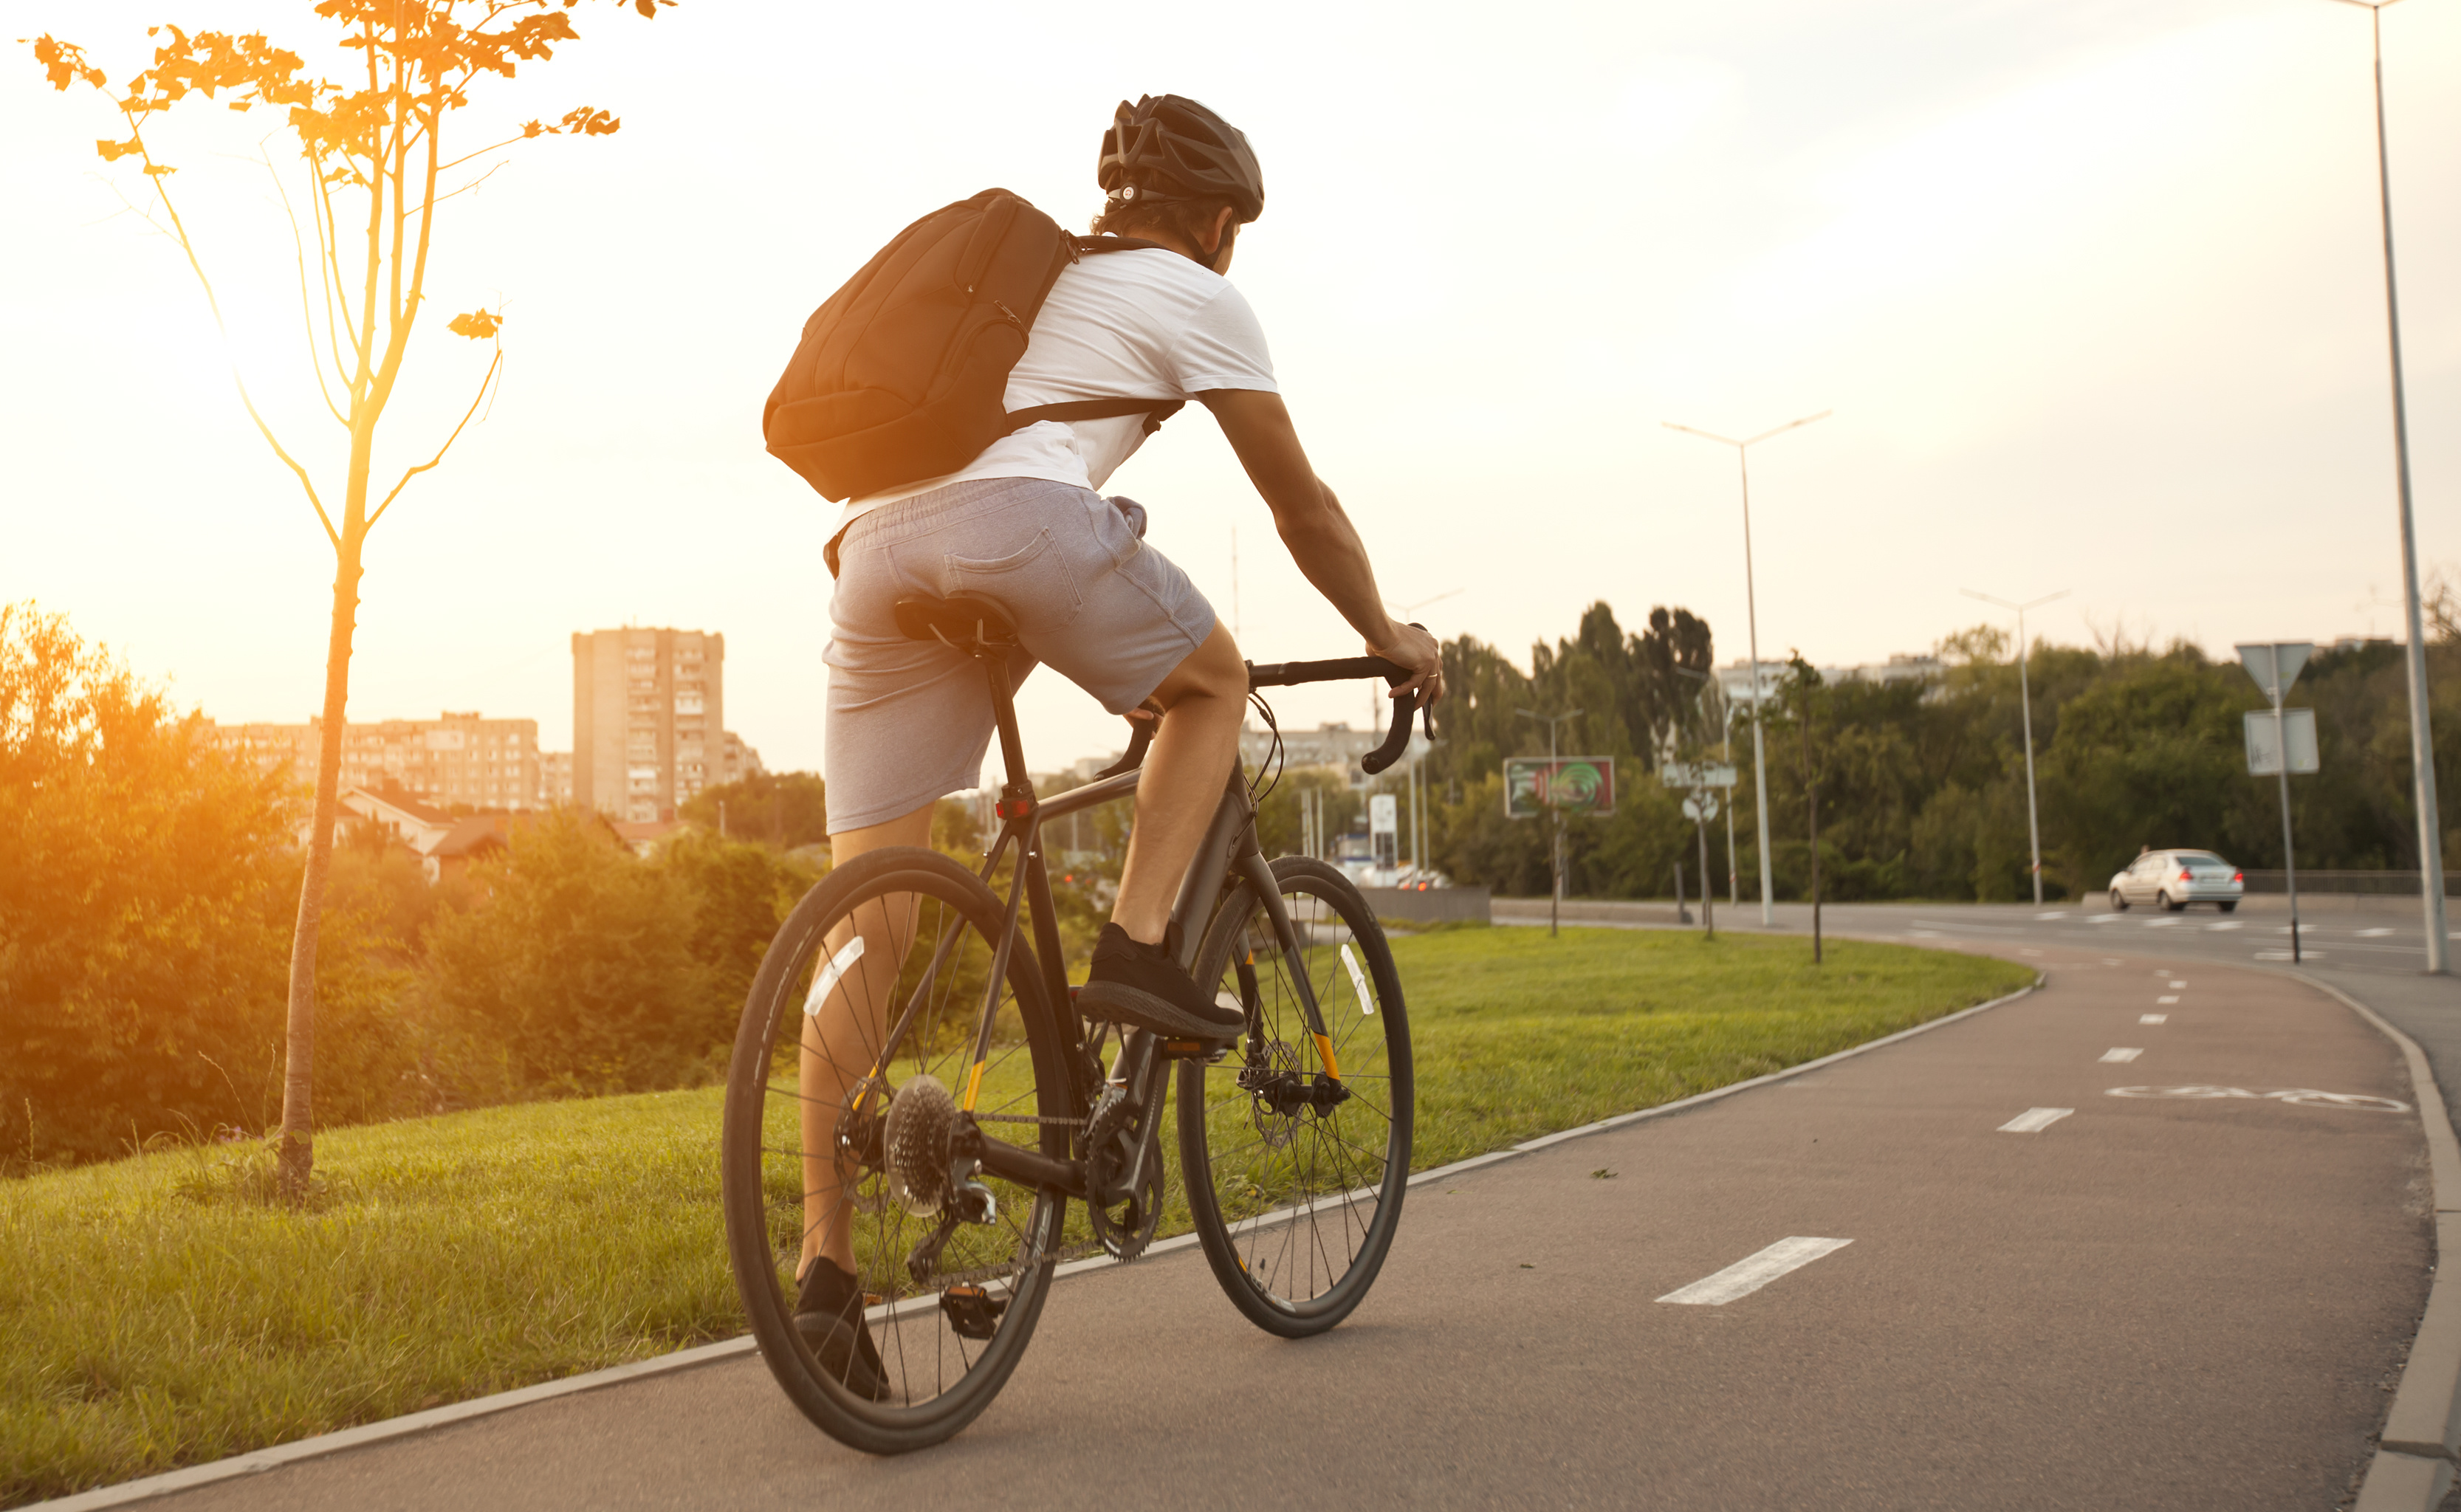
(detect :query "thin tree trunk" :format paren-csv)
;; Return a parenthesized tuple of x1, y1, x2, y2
(277, 526, 364, 1197)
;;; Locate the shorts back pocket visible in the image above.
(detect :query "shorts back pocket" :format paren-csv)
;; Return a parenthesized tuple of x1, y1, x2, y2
(941, 528, 1084, 633)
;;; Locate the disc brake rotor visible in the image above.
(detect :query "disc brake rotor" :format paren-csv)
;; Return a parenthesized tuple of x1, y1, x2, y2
(1240, 1039, 1302, 1149)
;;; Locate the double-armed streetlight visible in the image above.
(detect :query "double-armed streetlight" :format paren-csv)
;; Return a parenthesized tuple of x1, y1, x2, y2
(1961, 588, 2068, 905)
(2325, 0, 2446, 972)
(1664, 410, 1832, 927)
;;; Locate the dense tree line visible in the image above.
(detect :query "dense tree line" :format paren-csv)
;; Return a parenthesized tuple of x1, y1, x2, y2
(1410, 599, 2461, 903)
(2, 607, 823, 1169)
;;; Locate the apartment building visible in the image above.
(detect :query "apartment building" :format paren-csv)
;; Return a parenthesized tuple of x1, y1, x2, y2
(721, 729, 766, 787)
(573, 627, 730, 822)
(210, 712, 543, 810)
(539, 750, 574, 807)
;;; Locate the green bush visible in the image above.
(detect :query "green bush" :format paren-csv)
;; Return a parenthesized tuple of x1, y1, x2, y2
(423, 814, 721, 1099)
(0, 605, 422, 1167)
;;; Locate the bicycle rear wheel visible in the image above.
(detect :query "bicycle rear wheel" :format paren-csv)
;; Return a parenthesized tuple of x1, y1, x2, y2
(1178, 857, 1413, 1337)
(720, 847, 1075, 1453)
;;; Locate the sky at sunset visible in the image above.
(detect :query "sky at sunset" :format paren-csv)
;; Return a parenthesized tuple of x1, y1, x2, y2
(4, 0, 2457, 781)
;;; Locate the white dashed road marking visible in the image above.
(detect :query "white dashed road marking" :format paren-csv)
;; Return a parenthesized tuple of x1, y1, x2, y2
(2141, 1014, 2167, 1025)
(2101, 1048, 2144, 1063)
(2208, 921, 2242, 931)
(2168, 979, 2186, 988)
(2255, 950, 2325, 961)
(2360, 928, 2395, 938)
(1658, 1237, 1854, 1306)
(2000, 1107, 2075, 1133)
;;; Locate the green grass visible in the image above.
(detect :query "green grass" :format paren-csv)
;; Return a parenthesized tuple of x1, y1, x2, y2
(1, 929, 2028, 1505)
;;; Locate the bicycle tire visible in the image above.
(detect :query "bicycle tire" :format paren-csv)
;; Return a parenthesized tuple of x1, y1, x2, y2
(721, 846, 1074, 1453)
(1178, 856, 1414, 1337)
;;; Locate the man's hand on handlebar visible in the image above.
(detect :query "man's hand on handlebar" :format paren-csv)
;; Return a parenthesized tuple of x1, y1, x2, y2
(1370, 621, 1444, 707)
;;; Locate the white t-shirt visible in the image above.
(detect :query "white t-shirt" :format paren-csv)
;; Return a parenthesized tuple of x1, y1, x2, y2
(838, 247, 1277, 531)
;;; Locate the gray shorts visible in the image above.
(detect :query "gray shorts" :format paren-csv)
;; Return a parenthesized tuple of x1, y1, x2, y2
(823, 476, 1217, 834)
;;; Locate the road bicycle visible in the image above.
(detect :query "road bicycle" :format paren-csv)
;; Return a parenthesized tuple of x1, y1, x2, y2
(719, 591, 1429, 1453)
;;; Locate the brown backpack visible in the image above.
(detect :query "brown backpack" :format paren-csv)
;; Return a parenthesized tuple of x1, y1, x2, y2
(763, 188, 1184, 507)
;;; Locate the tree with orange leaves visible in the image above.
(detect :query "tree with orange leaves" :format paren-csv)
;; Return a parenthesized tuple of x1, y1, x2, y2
(29, 0, 682, 1197)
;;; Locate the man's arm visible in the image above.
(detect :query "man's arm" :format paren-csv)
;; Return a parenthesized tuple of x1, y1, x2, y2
(1198, 388, 1442, 700)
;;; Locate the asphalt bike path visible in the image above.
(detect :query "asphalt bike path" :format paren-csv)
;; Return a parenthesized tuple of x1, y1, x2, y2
(1503, 895, 2461, 1166)
(83, 942, 2426, 1511)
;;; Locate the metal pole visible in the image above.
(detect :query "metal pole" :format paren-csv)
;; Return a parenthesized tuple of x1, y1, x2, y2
(2349, 0, 2448, 972)
(1698, 810, 1716, 940)
(2276, 694, 2303, 966)
(1964, 588, 2067, 908)
(1739, 447, 1775, 927)
(2017, 607, 2043, 906)
(1724, 706, 1739, 906)
(1549, 715, 1562, 937)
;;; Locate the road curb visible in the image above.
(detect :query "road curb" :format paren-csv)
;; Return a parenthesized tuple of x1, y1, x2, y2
(22, 975, 2042, 1511)
(2290, 972, 2461, 1512)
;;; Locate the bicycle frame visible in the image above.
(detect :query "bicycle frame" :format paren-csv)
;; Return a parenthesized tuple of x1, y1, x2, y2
(870, 640, 1344, 1209)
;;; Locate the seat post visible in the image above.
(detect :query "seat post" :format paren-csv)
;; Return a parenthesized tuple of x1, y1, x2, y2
(982, 653, 1032, 796)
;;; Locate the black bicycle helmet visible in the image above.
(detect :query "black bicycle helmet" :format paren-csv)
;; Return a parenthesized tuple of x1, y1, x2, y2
(1097, 94, 1265, 224)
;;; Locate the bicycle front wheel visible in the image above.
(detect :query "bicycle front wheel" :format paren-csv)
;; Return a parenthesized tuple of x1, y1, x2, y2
(720, 847, 1074, 1454)
(1178, 857, 1414, 1337)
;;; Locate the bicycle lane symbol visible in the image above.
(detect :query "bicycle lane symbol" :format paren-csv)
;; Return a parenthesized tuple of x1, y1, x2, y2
(2105, 1085, 2411, 1113)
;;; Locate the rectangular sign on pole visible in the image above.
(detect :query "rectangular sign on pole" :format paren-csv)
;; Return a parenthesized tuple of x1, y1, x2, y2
(1504, 757, 1617, 819)
(1369, 793, 1398, 869)
(2245, 707, 2319, 776)
(1661, 763, 1738, 789)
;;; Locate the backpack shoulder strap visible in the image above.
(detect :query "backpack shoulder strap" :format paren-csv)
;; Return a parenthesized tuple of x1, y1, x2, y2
(999, 236, 1190, 439)
(1073, 235, 1172, 258)
(1003, 396, 1186, 437)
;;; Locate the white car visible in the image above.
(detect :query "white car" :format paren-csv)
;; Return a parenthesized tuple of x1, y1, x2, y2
(2107, 849, 2244, 913)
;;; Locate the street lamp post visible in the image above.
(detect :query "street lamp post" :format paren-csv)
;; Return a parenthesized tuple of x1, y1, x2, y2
(1517, 707, 1582, 937)
(2327, 0, 2447, 973)
(1665, 410, 1832, 927)
(1962, 588, 2069, 906)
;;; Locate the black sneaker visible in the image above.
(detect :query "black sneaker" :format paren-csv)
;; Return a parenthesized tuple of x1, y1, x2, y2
(795, 1258, 889, 1400)
(1076, 923, 1244, 1040)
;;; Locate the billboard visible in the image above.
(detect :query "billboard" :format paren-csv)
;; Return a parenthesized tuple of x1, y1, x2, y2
(1505, 757, 1616, 819)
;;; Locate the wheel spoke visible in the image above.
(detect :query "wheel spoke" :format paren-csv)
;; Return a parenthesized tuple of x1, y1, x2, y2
(1183, 866, 1411, 1323)
(722, 851, 1075, 1438)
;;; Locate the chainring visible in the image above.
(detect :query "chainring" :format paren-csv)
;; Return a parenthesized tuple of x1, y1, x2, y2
(1082, 1086, 1163, 1262)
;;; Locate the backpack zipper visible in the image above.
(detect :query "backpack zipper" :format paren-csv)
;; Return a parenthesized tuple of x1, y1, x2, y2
(991, 299, 1024, 329)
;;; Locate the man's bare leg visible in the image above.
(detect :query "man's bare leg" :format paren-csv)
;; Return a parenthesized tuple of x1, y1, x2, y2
(798, 804, 931, 1280)
(1111, 619, 1248, 945)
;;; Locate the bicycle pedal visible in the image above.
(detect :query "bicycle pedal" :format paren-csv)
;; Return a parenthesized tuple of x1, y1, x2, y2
(940, 1282, 1006, 1341)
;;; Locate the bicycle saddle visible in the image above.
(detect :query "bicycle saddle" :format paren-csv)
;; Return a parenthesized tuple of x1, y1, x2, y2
(893, 594, 1018, 652)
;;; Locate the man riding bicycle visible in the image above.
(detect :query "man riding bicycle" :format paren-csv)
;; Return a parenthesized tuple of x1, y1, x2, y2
(795, 93, 1441, 1389)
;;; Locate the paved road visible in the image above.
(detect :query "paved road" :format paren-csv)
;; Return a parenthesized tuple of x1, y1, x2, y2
(1499, 894, 2461, 1150)
(123, 940, 2426, 1510)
